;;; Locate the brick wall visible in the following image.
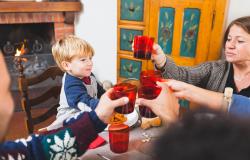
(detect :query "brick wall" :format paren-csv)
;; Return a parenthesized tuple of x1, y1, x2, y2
(0, 12, 75, 41)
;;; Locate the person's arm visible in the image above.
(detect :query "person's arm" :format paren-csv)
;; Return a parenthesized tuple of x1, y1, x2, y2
(152, 44, 216, 86)
(0, 89, 129, 159)
(166, 79, 250, 116)
(166, 79, 224, 110)
(64, 74, 99, 110)
(0, 53, 14, 141)
(0, 113, 103, 159)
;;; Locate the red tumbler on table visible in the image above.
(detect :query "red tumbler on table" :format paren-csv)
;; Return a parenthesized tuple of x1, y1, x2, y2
(108, 123, 129, 153)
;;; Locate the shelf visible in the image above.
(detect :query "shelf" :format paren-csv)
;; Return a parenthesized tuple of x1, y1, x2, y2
(0, 2, 83, 13)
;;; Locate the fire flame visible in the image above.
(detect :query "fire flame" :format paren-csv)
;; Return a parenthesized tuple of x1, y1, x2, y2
(14, 43, 25, 57)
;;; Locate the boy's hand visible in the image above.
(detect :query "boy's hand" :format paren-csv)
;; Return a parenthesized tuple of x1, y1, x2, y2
(95, 88, 129, 124)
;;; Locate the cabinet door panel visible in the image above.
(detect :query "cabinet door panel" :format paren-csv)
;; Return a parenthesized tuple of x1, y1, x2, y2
(120, 0, 144, 21)
(118, 25, 145, 55)
(180, 8, 200, 58)
(149, 0, 216, 66)
(118, 0, 150, 25)
(117, 54, 147, 82)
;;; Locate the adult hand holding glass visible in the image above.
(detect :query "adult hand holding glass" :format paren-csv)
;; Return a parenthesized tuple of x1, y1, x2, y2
(132, 40, 166, 68)
(151, 44, 166, 69)
(165, 79, 224, 110)
(95, 88, 129, 124)
(136, 81, 180, 124)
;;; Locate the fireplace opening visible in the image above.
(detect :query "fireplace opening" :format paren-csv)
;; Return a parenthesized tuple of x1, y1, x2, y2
(2, 22, 58, 87)
(0, 23, 62, 110)
(0, 23, 55, 56)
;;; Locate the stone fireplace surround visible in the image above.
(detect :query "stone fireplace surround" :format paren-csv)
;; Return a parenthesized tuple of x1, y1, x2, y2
(0, 1, 82, 110)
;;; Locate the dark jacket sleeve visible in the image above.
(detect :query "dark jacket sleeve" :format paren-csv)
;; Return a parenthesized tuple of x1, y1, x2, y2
(0, 112, 106, 159)
(64, 74, 99, 110)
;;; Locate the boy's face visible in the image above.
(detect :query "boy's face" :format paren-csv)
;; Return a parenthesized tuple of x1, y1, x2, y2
(64, 55, 93, 79)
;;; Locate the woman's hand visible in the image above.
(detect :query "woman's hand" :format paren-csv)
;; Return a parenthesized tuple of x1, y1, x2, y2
(132, 41, 166, 68)
(166, 79, 194, 101)
(152, 44, 166, 68)
(166, 79, 224, 110)
(95, 88, 129, 123)
(136, 81, 180, 124)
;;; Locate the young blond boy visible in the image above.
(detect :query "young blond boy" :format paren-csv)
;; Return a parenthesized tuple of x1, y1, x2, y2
(47, 35, 106, 130)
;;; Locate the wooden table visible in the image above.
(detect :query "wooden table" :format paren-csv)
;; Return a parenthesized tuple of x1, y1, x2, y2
(80, 126, 165, 160)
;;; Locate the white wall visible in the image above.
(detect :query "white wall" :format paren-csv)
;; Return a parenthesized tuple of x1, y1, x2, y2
(75, 0, 250, 83)
(226, 0, 250, 26)
(75, 0, 117, 84)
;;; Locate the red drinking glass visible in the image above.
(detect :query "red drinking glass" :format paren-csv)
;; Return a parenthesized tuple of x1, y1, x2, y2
(138, 85, 162, 118)
(110, 82, 137, 114)
(108, 123, 129, 153)
(133, 35, 154, 60)
(140, 70, 162, 86)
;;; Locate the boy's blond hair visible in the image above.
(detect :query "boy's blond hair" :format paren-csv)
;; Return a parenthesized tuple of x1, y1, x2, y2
(52, 35, 94, 71)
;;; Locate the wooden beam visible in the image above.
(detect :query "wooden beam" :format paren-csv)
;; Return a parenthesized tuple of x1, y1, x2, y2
(0, 2, 83, 13)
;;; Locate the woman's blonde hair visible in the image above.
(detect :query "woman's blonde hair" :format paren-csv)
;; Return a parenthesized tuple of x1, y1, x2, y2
(52, 35, 94, 71)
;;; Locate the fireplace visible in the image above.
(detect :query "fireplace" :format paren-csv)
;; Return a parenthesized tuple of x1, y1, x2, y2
(0, 1, 82, 110)
(2, 23, 55, 82)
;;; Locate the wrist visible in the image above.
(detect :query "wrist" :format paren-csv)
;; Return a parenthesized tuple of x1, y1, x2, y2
(156, 54, 166, 68)
(89, 111, 107, 133)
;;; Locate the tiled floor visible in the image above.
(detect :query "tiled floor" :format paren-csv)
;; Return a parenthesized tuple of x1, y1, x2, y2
(4, 108, 55, 141)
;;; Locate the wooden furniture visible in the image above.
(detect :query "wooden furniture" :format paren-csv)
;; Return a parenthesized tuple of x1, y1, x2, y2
(0, 2, 82, 13)
(117, 0, 229, 82)
(17, 61, 63, 134)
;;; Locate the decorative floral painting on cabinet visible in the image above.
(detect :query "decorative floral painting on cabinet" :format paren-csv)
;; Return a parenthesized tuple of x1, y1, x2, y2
(120, 0, 144, 21)
(120, 58, 141, 80)
(180, 8, 200, 58)
(158, 7, 175, 55)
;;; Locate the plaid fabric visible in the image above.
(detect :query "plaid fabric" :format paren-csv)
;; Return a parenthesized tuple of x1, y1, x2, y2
(159, 56, 231, 93)
(0, 112, 99, 160)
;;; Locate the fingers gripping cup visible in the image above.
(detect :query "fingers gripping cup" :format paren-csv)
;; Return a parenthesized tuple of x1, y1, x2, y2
(110, 83, 137, 114)
(133, 35, 154, 60)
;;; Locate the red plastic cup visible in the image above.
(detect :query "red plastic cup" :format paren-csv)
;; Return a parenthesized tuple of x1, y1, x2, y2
(140, 70, 162, 86)
(133, 35, 154, 60)
(110, 82, 137, 114)
(138, 85, 162, 118)
(108, 123, 129, 153)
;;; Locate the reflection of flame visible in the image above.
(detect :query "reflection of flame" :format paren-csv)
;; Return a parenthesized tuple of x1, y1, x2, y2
(14, 43, 25, 57)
